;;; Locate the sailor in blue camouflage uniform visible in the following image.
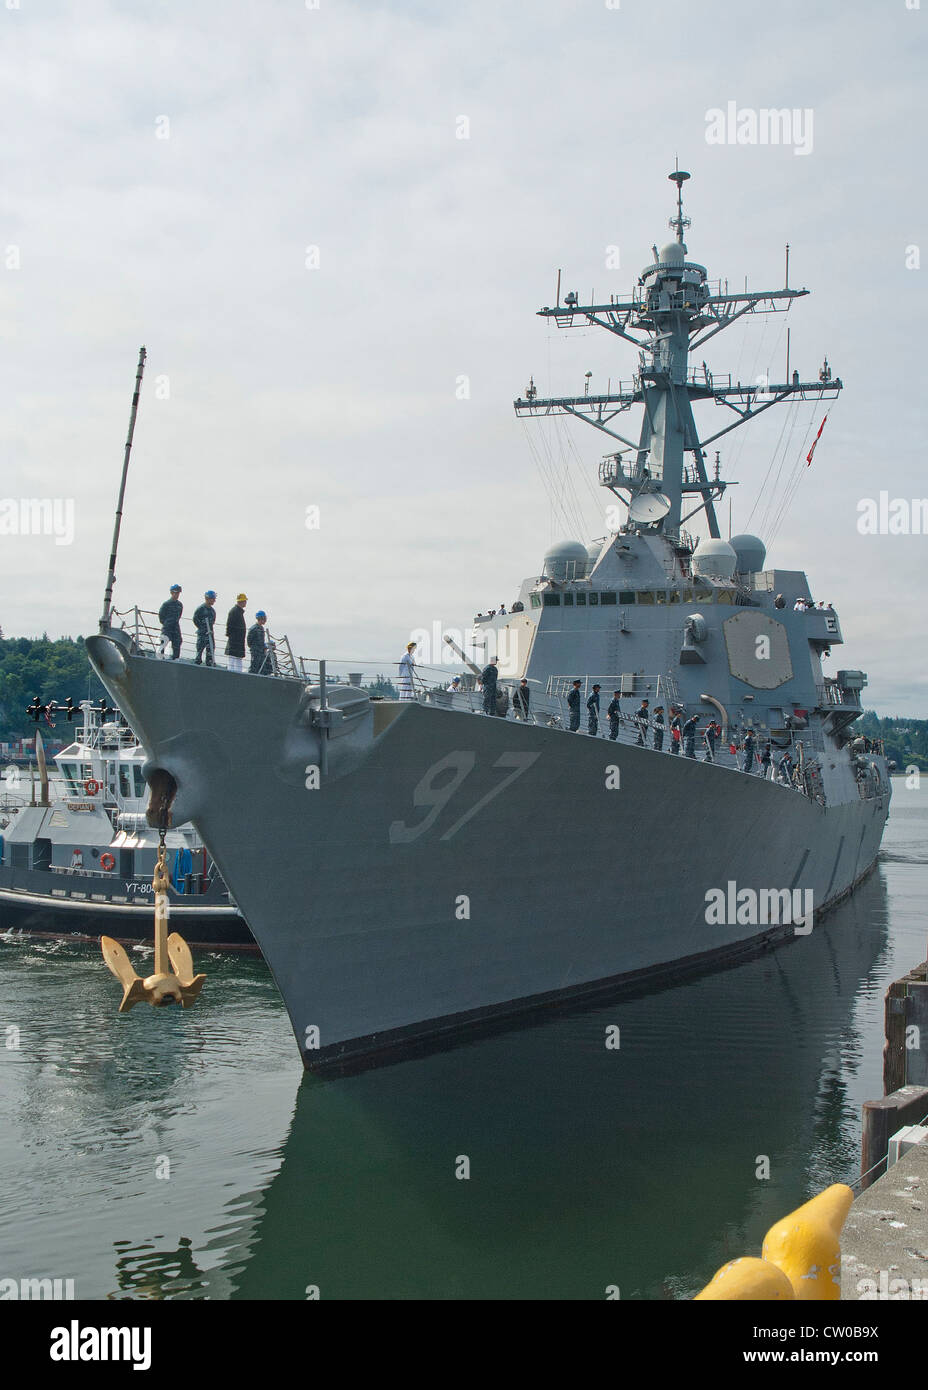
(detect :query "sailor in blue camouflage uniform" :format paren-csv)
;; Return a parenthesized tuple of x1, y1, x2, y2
(652, 705, 665, 751)
(158, 584, 183, 660)
(669, 706, 682, 753)
(682, 712, 700, 759)
(248, 611, 272, 675)
(741, 729, 756, 774)
(193, 590, 217, 665)
(607, 690, 621, 741)
(634, 699, 650, 746)
(586, 684, 601, 736)
(567, 679, 582, 732)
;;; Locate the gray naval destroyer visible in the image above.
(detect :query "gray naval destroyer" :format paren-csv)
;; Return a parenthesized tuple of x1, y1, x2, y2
(87, 170, 890, 1071)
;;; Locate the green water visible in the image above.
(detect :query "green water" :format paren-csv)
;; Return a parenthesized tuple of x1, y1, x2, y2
(1, 785, 924, 1299)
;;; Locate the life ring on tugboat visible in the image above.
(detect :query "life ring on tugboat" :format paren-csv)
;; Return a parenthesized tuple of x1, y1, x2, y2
(100, 853, 115, 872)
(84, 778, 101, 796)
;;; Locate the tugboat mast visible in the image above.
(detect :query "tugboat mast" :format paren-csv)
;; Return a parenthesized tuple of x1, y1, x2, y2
(514, 170, 843, 541)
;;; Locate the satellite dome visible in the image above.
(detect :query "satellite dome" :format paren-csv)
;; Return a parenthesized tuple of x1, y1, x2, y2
(729, 534, 767, 574)
(544, 540, 588, 584)
(691, 538, 738, 582)
(659, 242, 686, 266)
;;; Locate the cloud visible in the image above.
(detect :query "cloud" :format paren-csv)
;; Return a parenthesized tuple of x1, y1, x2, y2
(0, 0, 925, 712)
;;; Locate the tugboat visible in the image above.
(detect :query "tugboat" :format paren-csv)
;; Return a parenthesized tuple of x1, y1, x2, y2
(87, 169, 890, 1069)
(0, 701, 254, 949)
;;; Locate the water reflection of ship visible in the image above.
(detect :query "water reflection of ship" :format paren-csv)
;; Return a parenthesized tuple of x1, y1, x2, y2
(0, 701, 254, 949)
(216, 870, 889, 1300)
(109, 1236, 212, 1300)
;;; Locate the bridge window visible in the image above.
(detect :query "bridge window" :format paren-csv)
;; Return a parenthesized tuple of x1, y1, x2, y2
(637, 591, 655, 605)
(563, 593, 574, 606)
(542, 593, 560, 606)
(589, 593, 599, 606)
(575, 593, 586, 606)
(600, 592, 617, 605)
(619, 591, 635, 605)
(530, 593, 541, 608)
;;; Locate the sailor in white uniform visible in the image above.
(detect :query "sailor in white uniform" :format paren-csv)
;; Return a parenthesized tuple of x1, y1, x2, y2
(398, 642, 417, 700)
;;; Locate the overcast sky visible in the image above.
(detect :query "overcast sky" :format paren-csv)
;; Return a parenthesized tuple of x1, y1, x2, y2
(1, 0, 925, 713)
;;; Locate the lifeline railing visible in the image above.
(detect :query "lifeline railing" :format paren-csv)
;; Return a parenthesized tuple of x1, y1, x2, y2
(113, 607, 291, 674)
(406, 676, 824, 800)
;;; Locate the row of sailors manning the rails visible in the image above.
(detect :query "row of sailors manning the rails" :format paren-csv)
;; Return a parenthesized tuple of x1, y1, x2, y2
(156, 586, 276, 674)
(397, 644, 802, 784)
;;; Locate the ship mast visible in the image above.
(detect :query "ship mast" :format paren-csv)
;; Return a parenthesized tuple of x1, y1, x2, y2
(514, 169, 843, 540)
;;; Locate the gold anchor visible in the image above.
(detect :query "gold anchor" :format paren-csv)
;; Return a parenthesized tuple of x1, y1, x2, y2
(101, 829, 205, 1010)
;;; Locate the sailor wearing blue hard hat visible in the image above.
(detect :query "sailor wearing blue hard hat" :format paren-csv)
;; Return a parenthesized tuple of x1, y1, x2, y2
(158, 585, 183, 660)
(248, 610, 272, 676)
(193, 590, 218, 667)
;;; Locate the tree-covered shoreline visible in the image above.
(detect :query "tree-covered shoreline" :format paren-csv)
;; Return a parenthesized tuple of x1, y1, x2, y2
(0, 636, 108, 742)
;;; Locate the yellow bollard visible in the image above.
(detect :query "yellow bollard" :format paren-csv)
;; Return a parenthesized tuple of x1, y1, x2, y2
(694, 1257, 795, 1301)
(694, 1182, 854, 1300)
(761, 1183, 853, 1301)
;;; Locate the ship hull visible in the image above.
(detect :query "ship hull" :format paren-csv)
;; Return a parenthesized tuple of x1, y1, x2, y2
(85, 638, 890, 1070)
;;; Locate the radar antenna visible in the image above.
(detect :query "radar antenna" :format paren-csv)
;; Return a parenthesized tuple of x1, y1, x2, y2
(668, 161, 691, 244)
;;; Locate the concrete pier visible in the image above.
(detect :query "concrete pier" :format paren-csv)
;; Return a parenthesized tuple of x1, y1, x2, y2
(841, 1138, 928, 1299)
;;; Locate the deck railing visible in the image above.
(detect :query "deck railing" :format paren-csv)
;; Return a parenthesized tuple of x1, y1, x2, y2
(411, 680, 823, 800)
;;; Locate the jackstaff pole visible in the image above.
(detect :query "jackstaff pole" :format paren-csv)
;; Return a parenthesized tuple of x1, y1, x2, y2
(100, 345, 147, 632)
